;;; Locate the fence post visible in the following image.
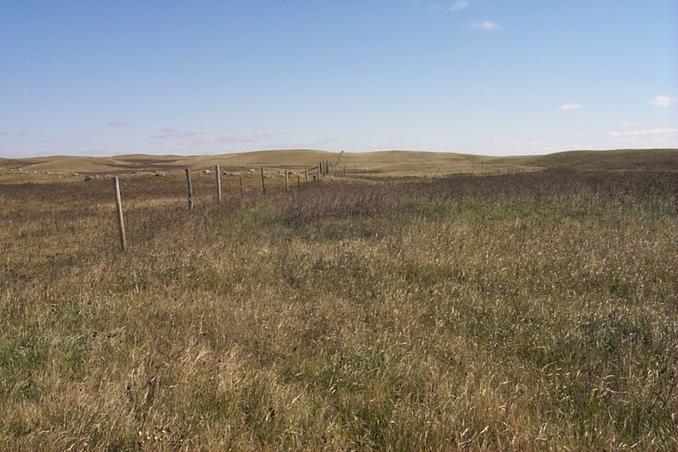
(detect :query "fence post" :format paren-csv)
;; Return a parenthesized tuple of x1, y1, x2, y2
(239, 174, 244, 196)
(260, 166, 266, 194)
(317, 162, 322, 180)
(185, 169, 194, 210)
(284, 170, 289, 192)
(297, 174, 300, 187)
(215, 165, 222, 203)
(112, 177, 127, 251)
(304, 167, 308, 183)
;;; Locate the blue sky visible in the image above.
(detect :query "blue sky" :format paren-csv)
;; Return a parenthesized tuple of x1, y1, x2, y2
(1, 0, 677, 157)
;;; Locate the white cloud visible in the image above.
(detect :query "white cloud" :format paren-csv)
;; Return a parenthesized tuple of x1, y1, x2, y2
(648, 96, 677, 107)
(608, 128, 678, 137)
(107, 121, 128, 128)
(450, 0, 469, 12)
(471, 21, 502, 31)
(559, 104, 582, 111)
(620, 121, 640, 128)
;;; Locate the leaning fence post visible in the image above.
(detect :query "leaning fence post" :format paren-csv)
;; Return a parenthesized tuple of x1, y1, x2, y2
(304, 167, 308, 183)
(239, 174, 244, 196)
(185, 169, 194, 210)
(284, 170, 289, 192)
(260, 166, 266, 194)
(215, 165, 222, 203)
(112, 177, 127, 251)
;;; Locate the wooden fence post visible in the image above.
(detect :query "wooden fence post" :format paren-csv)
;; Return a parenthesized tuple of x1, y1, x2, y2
(112, 177, 127, 251)
(284, 170, 289, 192)
(185, 169, 194, 210)
(317, 162, 322, 180)
(297, 174, 300, 187)
(239, 174, 244, 196)
(304, 167, 308, 182)
(260, 166, 266, 194)
(215, 165, 222, 203)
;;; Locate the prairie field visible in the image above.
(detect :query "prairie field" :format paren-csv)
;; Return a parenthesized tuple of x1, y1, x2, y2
(1, 160, 677, 450)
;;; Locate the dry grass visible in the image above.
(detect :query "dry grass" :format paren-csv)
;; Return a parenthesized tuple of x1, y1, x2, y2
(1, 168, 677, 450)
(2, 148, 677, 179)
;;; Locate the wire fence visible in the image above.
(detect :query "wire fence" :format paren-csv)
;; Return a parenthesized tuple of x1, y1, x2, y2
(111, 161, 349, 251)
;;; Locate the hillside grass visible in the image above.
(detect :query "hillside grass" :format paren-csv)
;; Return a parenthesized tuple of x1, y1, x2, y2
(2, 148, 677, 178)
(1, 169, 677, 450)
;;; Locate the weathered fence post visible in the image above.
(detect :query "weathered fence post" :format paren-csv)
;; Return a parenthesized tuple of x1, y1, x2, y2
(215, 165, 222, 203)
(185, 169, 194, 210)
(112, 177, 127, 251)
(239, 174, 244, 196)
(297, 174, 300, 187)
(260, 166, 266, 194)
(317, 162, 322, 180)
(304, 167, 308, 183)
(284, 170, 289, 192)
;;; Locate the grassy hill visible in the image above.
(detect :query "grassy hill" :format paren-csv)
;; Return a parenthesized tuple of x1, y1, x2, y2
(1, 148, 677, 177)
(510, 148, 678, 171)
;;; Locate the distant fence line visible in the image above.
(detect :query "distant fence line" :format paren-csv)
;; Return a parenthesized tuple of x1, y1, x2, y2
(112, 161, 348, 251)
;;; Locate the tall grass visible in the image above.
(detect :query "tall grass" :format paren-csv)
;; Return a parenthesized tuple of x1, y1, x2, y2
(1, 169, 676, 450)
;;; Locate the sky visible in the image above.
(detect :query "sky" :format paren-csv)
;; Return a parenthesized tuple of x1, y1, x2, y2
(1, 0, 677, 157)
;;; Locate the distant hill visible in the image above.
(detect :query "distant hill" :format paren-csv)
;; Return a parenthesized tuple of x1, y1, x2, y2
(1, 148, 677, 176)
(509, 149, 678, 171)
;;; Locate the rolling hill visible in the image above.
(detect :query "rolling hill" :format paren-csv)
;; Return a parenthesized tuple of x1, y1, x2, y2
(1, 148, 677, 176)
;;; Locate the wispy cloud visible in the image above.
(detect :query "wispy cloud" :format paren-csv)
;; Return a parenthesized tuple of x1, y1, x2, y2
(648, 96, 677, 108)
(470, 21, 502, 31)
(620, 121, 640, 128)
(608, 128, 678, 137)
(450, 0, 469, 12)
(559, 104, 582, 111)
(107, 121, 128, 128)
(151, 128, 275, 147)
(0, 129, 29, 136)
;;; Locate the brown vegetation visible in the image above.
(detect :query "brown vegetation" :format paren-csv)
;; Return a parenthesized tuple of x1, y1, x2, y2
(1, 167, 677, 450)
(2, 148, 677, 178)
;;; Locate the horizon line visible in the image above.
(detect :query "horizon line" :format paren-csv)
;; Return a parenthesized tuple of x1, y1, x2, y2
(3, 147, 678, 161)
